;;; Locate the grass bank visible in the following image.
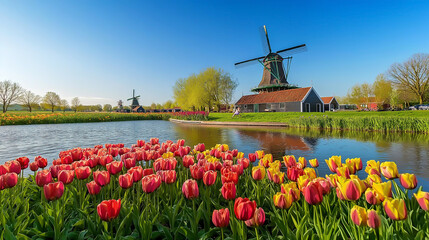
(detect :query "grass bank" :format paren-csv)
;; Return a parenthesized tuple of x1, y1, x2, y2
(208, 111, 429, 133)
(0, 112, 171, 126)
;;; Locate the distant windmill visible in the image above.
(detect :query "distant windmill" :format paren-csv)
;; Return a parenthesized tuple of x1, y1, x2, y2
(235, 25, 306, 93)
(127, 89, 141, 110)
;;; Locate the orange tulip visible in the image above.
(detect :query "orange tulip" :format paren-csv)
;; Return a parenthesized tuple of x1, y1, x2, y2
(283, 155, 297, 168)
(252, 166, 266, 181)
(273, 192, 293, 209)
(372, 181, 392, 202)
(350, 205, 367, 226)
(309, 158, 319, 168)
(367, 209, 381, 229)
(399, 173, 418, 189)
(245, 207, 265, 227)
(97, 199, 121, 221)
(365, 188, 381, 205)
(380, 162, 399, 179)
(414, 191, 429, 211)
(325, 156, 342, 173)
(337, 176, 365, 201)
(383, 198, 407, 220)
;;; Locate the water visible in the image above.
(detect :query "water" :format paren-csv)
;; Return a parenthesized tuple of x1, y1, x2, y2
(1, 120, 428, 190)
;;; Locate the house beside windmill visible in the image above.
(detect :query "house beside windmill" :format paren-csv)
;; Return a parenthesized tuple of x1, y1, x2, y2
(234, 25, 324, 113)
(321, 96, 340, 111)
(236, 87, 324, 112)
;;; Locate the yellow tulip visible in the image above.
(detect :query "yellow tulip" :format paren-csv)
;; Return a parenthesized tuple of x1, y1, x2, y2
(325, 155, 342, 173)
(350, 205, 367, 226)
(399, 173, 418, 189)
(380, 162, 399, 179)
(383, 198, 407, 220)
(414, 191, 429, 211)
(372, 181, 392, 201)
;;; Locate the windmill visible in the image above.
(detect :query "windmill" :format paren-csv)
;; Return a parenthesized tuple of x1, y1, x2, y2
(235, 25, 306, 93)
(127, 89, 141, 110)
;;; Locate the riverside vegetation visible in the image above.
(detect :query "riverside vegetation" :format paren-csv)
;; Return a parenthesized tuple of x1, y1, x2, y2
(0, 139, 428, 239)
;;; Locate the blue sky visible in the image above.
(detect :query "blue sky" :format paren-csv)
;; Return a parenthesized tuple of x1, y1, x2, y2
(1, 0, 428, 106)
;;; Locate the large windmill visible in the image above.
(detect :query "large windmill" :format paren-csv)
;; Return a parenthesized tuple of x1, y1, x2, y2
(127, 89, 141, 110)
(235, 25, 306, 93)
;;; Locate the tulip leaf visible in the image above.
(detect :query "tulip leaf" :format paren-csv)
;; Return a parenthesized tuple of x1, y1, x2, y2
(2, 225, 17, 240)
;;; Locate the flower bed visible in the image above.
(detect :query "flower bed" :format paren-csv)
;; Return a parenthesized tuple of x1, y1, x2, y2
(0, 139, 428, 239)
(172, 111, 209, 121)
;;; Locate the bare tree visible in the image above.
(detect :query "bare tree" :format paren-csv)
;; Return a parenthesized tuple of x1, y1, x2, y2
(388, 53, 429, 104)
(18, 90, 41, 112)
(0, 80, 23, 113)
(60, 99, 69, 112)
(71, 97, 81, 112)
(42, 92, 61, 112)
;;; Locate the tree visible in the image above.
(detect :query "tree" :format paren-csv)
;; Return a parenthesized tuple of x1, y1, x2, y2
(103, 104, 112, 112)
(163, 100, 174, 109)
(60, 99, 69, 112)
(18, 90, 41, 112)
(346, 83, 373, 106)
(173, 67, 237, 111)
(156, 103, 162, 109)
(71, 97, 81, 112)
(373, 74, 392, 104)
(150, 103, 156, 109)
(0, 80, 23, 113)
(42, 92, 61, 112)
(388, 53, 429, 104)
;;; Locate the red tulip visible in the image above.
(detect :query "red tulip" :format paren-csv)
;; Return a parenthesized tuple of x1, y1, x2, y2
(150, 138, 159, 145)
(182, 155, 195, 168)
(99, 155, 113, 166)
(142, 168, 154, 177)
(44, 182, 64, 201)
(97, 199, 121, 221)
(29, 161, 39, 171)
(234, 197, 257, 221)
(287, 167, 304, 182)
(182, 179, 199, 199)
(87, 181, 101, 195)
(107, 161, 123, 175)
(36, 170, 52, 187)
(245, 207, 265, 227)
(4, 160, 21, 174)
(141, 174, 162, 193)
(221, 182, 237, 200)
(119, 173, 133, 189)
(61, 155, 73, 164)
(221, 171, 238, 185)
(16, 157, 29, 169)
(75, 166, 91, 180)
(128, 166, 143, 182)
(212, 208, 230, 228)
(237, 158, 250, 169)
(303, 182, 323, 205)
(93, 170, 110, 186)
(203, 170, 217, 186)
(137, 139, 145, 147)
(248, 153, 257, 163)
(157, 170, 177, 184)
(190, 164, 205, 180)
(123, 158, 136, 169)
(35, 156, 48, 168)
(367, 209, 381, 228)
(58, 170, 75, 185)
(1, 173, 18, 188)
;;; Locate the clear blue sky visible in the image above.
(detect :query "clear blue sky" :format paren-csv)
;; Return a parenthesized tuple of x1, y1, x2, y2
(1, 0, 428, 106)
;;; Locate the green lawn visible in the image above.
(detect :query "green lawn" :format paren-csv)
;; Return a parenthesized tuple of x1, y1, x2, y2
(208, 111, 429, 132)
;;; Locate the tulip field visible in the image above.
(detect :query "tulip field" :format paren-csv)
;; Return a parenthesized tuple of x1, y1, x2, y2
(1, 139, 429, 239)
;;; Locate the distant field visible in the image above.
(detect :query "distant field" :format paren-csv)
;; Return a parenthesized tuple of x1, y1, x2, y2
(208, 111, 429, 133)
(0, 111, 170, 125)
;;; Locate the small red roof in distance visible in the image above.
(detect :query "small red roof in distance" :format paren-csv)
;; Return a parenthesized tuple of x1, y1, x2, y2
(133, 106, 141, 111)
(321, 97, 334, 104)
(236, 87, 312, 105)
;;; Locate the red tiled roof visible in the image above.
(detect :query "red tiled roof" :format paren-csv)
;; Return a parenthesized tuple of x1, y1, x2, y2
(321, 97, 334, 104)
(236, 87, 312, 105)
(133, 106, 141, 111)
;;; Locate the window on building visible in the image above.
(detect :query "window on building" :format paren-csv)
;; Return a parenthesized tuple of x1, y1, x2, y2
(266, 104, 271, 109)
(280, 103, 285, 108)
(244, 105, 247, 109)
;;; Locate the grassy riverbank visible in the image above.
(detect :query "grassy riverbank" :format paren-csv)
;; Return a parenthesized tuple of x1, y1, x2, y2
(0, 112, 171, 126)
(208, 111, 429, 133)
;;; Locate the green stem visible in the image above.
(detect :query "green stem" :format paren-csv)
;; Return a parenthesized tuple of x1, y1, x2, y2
(221, 227, 224, 240)
(255, 227, 259, 240)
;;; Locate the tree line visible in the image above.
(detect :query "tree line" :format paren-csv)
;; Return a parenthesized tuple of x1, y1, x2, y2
(173, 67, 237, 111)
(342, 53, 429, 108)
(0, 82, 114, 113)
